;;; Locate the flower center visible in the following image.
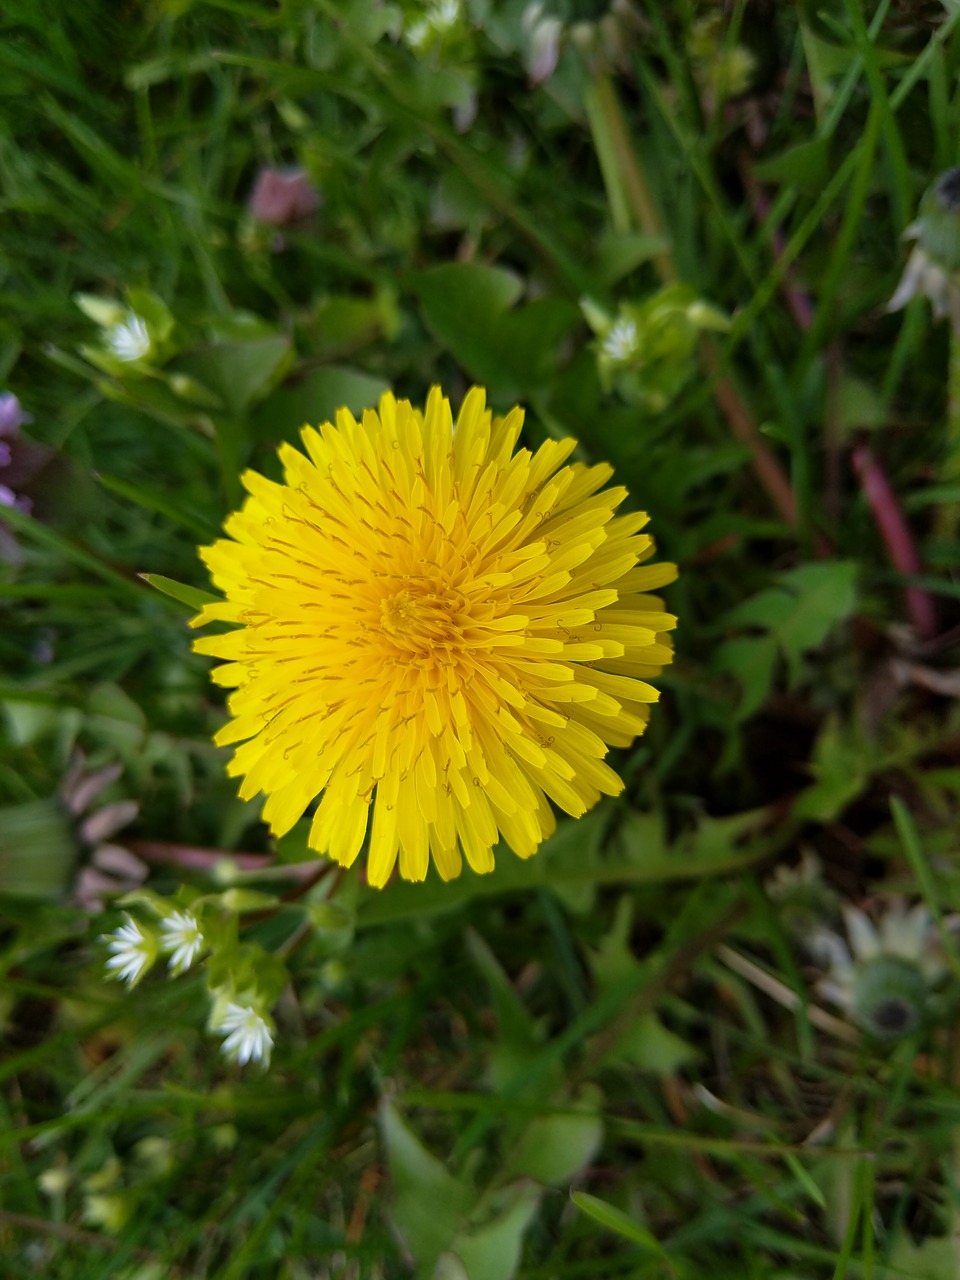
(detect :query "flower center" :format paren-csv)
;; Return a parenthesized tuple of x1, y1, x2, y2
(379, 585, 467, 657)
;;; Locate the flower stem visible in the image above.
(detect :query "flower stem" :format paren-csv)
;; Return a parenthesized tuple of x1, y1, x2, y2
(934, 327, 960, 540)
(852, 443, 936, 640)
(586, 71, 801, 535)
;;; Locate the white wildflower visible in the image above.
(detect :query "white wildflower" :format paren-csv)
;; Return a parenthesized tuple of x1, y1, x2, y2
(216, 1001, 275, 1067)
(106, 313, 151, 363)
(405, 18, 430, 50)
(601, 317, 638, 363)
(812, 899, 949, 1039)
(405, 0, 459, 50)
(431, 0, 459, 32)
(103, 915, 157, 986)
(160, 910, 204, 975)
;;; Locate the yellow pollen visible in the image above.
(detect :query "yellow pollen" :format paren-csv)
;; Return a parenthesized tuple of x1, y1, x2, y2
(379, 586, 467, 656)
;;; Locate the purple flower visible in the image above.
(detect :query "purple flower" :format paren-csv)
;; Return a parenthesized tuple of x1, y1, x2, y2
(248, 167, 319, 226)
(0, 392, 32, 438)
(0, 483, 30, 514)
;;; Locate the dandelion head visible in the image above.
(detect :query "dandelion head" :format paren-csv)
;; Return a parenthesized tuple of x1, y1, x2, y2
(193, 387, 676, 887)
(851, 955, 929, 1039)
(815, 900, 946, 1041)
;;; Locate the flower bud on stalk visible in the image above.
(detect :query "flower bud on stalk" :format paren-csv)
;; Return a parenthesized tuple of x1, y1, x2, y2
(889, 168, 960, 541)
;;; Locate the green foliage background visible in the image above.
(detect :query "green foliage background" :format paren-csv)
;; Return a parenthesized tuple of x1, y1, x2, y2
(3, 0, 960, 1276)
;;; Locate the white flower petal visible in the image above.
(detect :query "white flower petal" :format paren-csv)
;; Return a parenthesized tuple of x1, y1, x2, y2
(160, 910, 204, 974)
(102, 916, 156, 986)
(106, 314, 151, 362)
(843, 906, 880, 962)
(601, 318, 638, 363)
(216, 1001, 274, 1067)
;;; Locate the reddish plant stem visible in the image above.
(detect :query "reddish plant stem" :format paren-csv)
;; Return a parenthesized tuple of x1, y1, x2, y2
(851, 442, 936, 640)
(127, 840, 316, 878)
(704, 344, 799, 528)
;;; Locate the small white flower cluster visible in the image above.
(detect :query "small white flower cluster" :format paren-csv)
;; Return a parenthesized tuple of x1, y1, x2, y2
(103, 909, 206, 987)
(106, 313, 151, 363)
(162, 910, 205, 974)
(404, 0, 461, 52)
(104, 916, 156, 987)
(212, 999, 276, 1068)
(601, 317, 639, 364)
(102, 911, 276, 1068)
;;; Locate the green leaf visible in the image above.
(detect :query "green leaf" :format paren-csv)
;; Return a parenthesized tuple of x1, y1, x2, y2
(725, 561, 857, 685)
(97, 473, 217, 539)
(379, 1098, 471, 1274)
(792, 715, 869, 822)
(607, 1010, 698, 1076)
(445, 1183, 542, 1280)
(0, 799, 75, 901)
(411, 263, 580, 400)
(253, 364, 390, 441)
(140, 574, 220, 612)
(887, 1234, 960, 1280)
(172, 335, 293, 417)
(774, 562, 858, 661)
(215, 888, 279, 913)
(593, 230, 671, 286)
(751, 138, 831, 191)
(570, 1191, 666, 1253)
(502, 1088, 603, 1186)
(713, 634, 779, 719)
(466, 928, 541, 1090)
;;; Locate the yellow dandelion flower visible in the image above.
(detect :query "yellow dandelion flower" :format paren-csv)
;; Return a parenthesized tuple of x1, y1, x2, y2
(192, 387, 677, 888)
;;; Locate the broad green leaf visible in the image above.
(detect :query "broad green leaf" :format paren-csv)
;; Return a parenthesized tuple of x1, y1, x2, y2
(713, 634, 779, 719)
(253, 364, 390, 441)
(725, 561, 857, 685)
(792, 715, 869, 822)
(307, 295, 396, 359)
(752, 138, 831, 191)
(887, 1234, 960, 1280)
(0, 799, 75, 901)
(502, 1088, 603, 1186)
(380, 1098, 472, 1274)
(172, 335, 293, 417)
(445, 1183, 542, 1280)
(411, 263, 579, 400)
(466, 928, 541, 1090)
(607, 1010, 699, 1077)
(593, 230, 671, 286)
(87, 681, 146, 732)
(774, 562, 858, 663)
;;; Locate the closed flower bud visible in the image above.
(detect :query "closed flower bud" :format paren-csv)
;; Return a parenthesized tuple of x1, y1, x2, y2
(889, 168, 960, 334)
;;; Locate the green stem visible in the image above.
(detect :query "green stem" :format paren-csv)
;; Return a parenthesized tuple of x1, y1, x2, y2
(586, 73, 675, 284)
(934, 327, 960, 541)
(587, 71, 803, 535)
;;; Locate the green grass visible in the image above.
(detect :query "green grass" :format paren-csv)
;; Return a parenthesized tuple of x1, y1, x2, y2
(3, 0, 960, 1276)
